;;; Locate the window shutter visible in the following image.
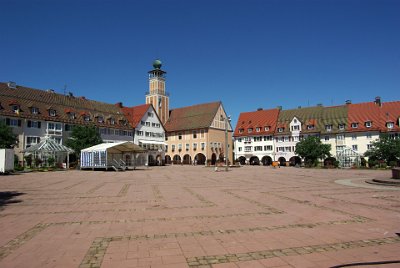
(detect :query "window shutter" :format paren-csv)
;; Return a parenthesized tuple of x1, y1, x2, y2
(18, 119, 22, 127)
(6, 118, 10, 125)
(28, 120, 32, 127)
(38, 121, 41, 128)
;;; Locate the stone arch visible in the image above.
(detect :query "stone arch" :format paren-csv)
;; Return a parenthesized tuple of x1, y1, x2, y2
(183, 154, 191, 165)
(211, 153, 217, 165)
(289, 156, 302, 166)
(261, 156, 273, 166)
(194, 153, 206, 165)
(278, 157, 286, 167)
(165, 155, 172, 165)
(173, 155, 181, 164)
(250, 156, 260, 165)
(238, 156, 246, 165)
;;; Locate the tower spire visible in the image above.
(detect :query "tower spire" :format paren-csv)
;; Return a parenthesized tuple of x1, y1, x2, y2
(146, 59, 169, 124)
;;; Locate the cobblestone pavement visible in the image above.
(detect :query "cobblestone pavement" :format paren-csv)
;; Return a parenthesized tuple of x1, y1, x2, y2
(0, 166, 399, 268)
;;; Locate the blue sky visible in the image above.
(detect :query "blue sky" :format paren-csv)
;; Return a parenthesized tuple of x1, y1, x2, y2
(1, 0, 399, 127)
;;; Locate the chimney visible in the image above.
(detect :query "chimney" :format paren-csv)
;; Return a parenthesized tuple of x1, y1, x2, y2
(375, 96, 381, 106)
(7, 81, 16, 89)
(115, 102, 123, 108)
(345, 100, 352, 105)
(257, 108, 263, 111)
(277, 105, 282, 110)
(47, 89, 55, 93)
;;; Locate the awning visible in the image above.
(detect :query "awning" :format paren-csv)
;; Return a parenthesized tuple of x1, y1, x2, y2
(139, 140, 167, 145)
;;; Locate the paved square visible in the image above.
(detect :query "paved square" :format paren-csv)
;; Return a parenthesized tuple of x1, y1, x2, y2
(0, 166, 399, 268)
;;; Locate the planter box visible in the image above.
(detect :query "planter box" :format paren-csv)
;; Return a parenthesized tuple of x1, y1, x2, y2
(392, 167, 400, 179)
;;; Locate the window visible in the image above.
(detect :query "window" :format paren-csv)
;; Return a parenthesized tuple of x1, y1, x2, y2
(278, 128, 284, 132)
(200, 130, 205, 138)
(264, 126, 270, 131)
(49, 109, 57, 117)
(11, 105, 20, 113)
(99, 128, 107, 135)
(145, 122, 150, 127)
(254, 146, 262, 151)
(110, 118, 115, 125)
(325, 125, 332, 131)
(337, 134, 344, 140)
(193, 131, 197, 139)
(5, 118, 21, 127)
(307, 125, 314, 130)
(178, 133, 182, 140)
(336, 146, 344, 151)
(27, 120, 41, 129)
(248, 128, 253, 133)
(366, 133, 372, 139)
(351, 123, 358, 128)
(254, 136, 262, 142)
(141, 120, 145, 125)
(185, 143, 190, 151)
(65, 124, 74, 131)
(338, 124, 345, 130)
(84, 115, 90, 121)
(238, 128, 244, 134)
(178, 144, 182, 151)
(238, 147, 242, 152)
(201, 142, 205, 150)
(291, 125, 300, 131)
(244, 146, 252, 152)
(387, 122, 394, 129)
(352, 145, 358, 151)
(145, 131, 151, 137)
(31, 107, 39, 114)
(136, 130, 143, 136)
(171, 145, 175, 151)
(69, 112, 76, 119)
(26, 137, 40, 148)
(367, 144, 373, 150)
(365, 121, 372, 128)
(324, 136, 330, 141)
(256, 127, 261, 132)
(47, 122, 62, 135)
(148, 112, 153, 117)
(352, 135, 357, 140)
(264, 145, 273, 151)
(193, 143, 197, 150)
(97, 116, 104, 123)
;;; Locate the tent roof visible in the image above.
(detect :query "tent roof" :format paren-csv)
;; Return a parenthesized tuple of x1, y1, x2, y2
(81, 141, 146, 154)
(23, 137, 74, 154)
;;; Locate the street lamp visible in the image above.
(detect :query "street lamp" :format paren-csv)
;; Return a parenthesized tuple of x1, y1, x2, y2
(225, 115, 231, 171)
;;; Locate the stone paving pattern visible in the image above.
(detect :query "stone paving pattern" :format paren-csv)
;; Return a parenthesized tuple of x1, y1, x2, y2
(0, 166, 399, 268)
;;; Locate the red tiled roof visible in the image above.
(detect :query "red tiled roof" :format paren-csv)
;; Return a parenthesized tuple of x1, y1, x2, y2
(380, 101, 400, 132)
(164, 101, 222, 132)
(347, 102, 383, 132)
(234, 109, 280, 137)
(121, 104, 151, 128)
(0, 82, 131, 129)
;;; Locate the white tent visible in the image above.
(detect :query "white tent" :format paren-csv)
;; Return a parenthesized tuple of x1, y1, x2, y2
(80, 141, 147, 170)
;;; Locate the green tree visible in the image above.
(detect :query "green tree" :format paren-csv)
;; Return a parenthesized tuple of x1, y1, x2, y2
(364, 134, 400, 166)
(65, 125, 102, 157)
(0, 121, 17, 148)
(295, 136, 331, 167)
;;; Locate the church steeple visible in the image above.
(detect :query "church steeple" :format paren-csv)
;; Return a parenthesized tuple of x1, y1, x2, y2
(146, 59, 169, 124)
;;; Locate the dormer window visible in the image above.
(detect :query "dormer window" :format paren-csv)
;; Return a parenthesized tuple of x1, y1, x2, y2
(49, 109, 57, 117)
(97, 116, 104, 123)
(307, 125, 315, 130)
(69, 112, 76, 119)
(84, 115, 90, 121)
(248, 128, 253, 133)
(264, 126, 270, 131)
(256, 127, 261, 132)
(325, 125, 332, 131)
(31, 107, 39, 115)
(238, 128, 244, 134)
(351, 123, 358, 128)
(339, 124, 345, 130)
(110, 118, 115, 125)
(365, 121, 372, 128)
(12, 105, 20, 114)
(387, 122, 394, 129)
(278, 127, 284, 133)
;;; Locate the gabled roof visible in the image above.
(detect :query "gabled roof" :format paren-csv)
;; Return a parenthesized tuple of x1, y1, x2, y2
(0, 82, 130, 129)
(122, 104, 151, 128)
(234, 109, 279, 137)
(164, 101, 221, 132)
(380, 101, 400, 133)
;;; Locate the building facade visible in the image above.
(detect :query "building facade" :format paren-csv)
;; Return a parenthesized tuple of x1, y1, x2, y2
(0, 82, 134, 163)
(234, 98, 400, 167)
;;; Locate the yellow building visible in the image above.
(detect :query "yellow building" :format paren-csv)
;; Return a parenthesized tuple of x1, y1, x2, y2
(145, 60, 233, 165)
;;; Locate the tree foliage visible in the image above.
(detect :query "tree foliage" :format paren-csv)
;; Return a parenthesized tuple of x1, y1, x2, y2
(364, 134, 400, 165)
(295, 136, 331, 167)
(65, 125, 102, 156)
(0, 121, 17, 149)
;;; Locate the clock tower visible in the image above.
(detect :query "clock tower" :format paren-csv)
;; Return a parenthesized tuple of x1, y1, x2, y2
(146, 59, 170, 124)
